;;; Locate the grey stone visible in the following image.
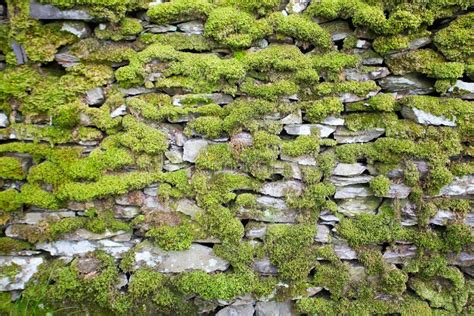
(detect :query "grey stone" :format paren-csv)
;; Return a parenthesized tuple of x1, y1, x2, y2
(253, 257, 278, 275)
(144, 184, 158, 196)
(378, 74, 433, 94)
(239, 198, 298, 223)
(0, 112, 9, 128)
(384, 184, 411, 199)
(448, 80, 474, 99)
(110, 105, 127, 118)
(85, 88, 105, 106)
(62, 229, 132, 241)
(175, 198, 203, 219)
(114, 205, 141, 219)
(400, 200, 418, 226)
(14, 211, 75, 225)
(30, 1, 93, 20)
(11, 42, 27, 65)
(165, 148, 184, 164)
(61, 22, 90, 38)
(315, 225, 331, 243)
(245, 223, 267, 239)
(216, 304, 255, 316)
(323, 21, 352, 41)
(133, 242, 229, 273)
(408, 36, 431, 49)
(429, 210, 455, 226)
(36, 240, 132, 257)
(321, 116, 345, 126)
(449, 252, 473, 267)
(183, 139, 208, 162)
(0, 256, 43, 291)
(55, 51, 80, 68)
(319, 210, 340, 224)
(284, 124, 336, 137)
(177, 20, 204, 34)
(255, 301, 294, 316)
(329, 175, 373, 187)
(348, 262, 367, 283)
(339, 90, 379, 103)
(231, 132, 253, 148)
(335, 127, 385, 144)
(383, 245, 417, 264)
(333, 163, 367, 176)
(260, 180, 304, 197)
(281, 110, 302, 124)
(356, 39, 371, 49)
(401, 106, 456, 126)
(334, 241, 357, 260)
(337, 197, 381, 217)
(286, 0, 311, 13)
(437, 176, 474, 197)
(280, 154, 317, 166)
(119, 87, 154, 96)
(147, 24, 178, 33)
(334, 185, 371, 199)
(344, 67, 390, 81)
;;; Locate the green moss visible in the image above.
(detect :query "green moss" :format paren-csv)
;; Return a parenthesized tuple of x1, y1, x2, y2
(265, 224, 316, 281)
(281, 135, 319, 157)
(373, 35, 409, 54)
(369, 175, 391, 197)
(434, 12, 474, 62)
(195, 144, 237, 171)
(268, 12, 332, 50)
(140, 33, 217, 51)
(204, 7, 271, 49)
(424, 160, 453, 195)
(95, 18, 143, 41)
(403, 161, 420, 187)
(239, 131, 280, 179)
(240, 78, 298, 101)
(186, 116, 224, 139)
(444, 223, 473, 253)
(312, 52, 360, 81)
(215, 0, 279, 16)
(305, 97, 344, 123)
(0, 237, 30, 254)
(147, 0, 213, 24)
(0, 263, 20, 280)
(146, 223, 194, 251)
(347, 93, 398, 112)
(0, 157, 25, 180)
(222, 99, 275, 134)
(214, 240, 257, 272)
(344, 112, 398, 131)
(313, 262, 350, 299)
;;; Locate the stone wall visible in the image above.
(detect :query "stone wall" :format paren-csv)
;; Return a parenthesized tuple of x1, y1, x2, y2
(0, 0, 473, 314)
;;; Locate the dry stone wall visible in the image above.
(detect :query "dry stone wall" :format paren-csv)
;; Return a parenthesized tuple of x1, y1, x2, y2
(0, 0, 473, 314)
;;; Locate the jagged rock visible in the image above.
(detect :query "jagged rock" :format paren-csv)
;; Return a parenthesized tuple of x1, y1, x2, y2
(271, 161, 302, 180)
(110, 105, 127, 118)
(329, 175, 373, 187)
(378, 74, 433, 94)
(231, 132, 253, 148)
(448, 80, 474, 99)
(175, 198, 203, 219)
(0, 256, 43, 291)
(281, 110, 303, 124)
(280, 154, 317, 166)
(133, 242, 229, 273)
(165, 147, 184, 163)
(147, 24, 177, 33)
(61, 22, 91, 38)
(217, 304, 255, 316)
(347, 262, 367, 283)
(252, 257, 278, 275)
(401, 106, 456, 126)
(11, 41, 27, 65)
(340, 90, 379, 103)
(286, 0, 311, 13)
(0, 112, 9, 128)
(400, 200, 418, 226)
(13, 211, 75, 225)
(239, 196, 298, 223)
(116, 273, 128, 289)
(383, 245, 417, 264)
(429, 210, 455, 226)
(319, 210, 340, 224)
(321, 116, 345, 126)
(337, 197, 381, 217)
(76, 257, 101, 274)
(115, 190, 145, 206)
(437, 176, 474, 197)
(284, 124, 336, 137)
(315, 225, 331, 243)
(30, 1, 93, 20)
(259, 180, 304, 197)
(62, 229, 132, 242)
(333, 241, 357, 260)
(255, 301, 294, 316)
(384, 184, 411, 199)
(183, 139, 208, 162)
(172, 93, 233, 106)
(85, 88, 105, 106)
(449, 252, 473, 267)
(119, 87, 154, 96)
(356, 39, 371, 49)
(114, 205, 141, 219)
(408, 36, 431, 49)
(245, 223, 267, 239)
(36, 240, 133, 257)
(177, 20, 204, 34)
(344, 67, 390, 81)
(334, 127, 385, 143)
(333, 163, 367, 176)
(143, 184, 158, 196)
(322, 21, 352, 41)
(334, 185, 371, 199)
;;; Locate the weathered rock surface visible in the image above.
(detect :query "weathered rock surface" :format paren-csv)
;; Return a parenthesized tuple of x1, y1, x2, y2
(255, 301, 294, 316)
(30, 1, 93, 20)
(337, 197, 381, 217)
(183, 139, 208, 162)
(259, 181, 304, 197)
(0, 256, 44, 291)
(401, 106, 456, 126)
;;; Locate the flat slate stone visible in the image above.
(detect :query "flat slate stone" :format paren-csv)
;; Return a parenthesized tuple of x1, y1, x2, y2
(0, 256, 43, 291)
(30, 1, 93, 20)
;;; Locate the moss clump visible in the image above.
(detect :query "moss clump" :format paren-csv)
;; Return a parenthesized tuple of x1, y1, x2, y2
(186, 116, 224, 139)
(140, 33, 217, 52)
(347, 93, 398, 112)
(0, 263, 20, 280)
(305, 97, 344, 123)
(95, 18, 143, 41)
(147, 0, 213, 24)
(240, 78, 298, 101)
(195, 144, 237, 171)
(265, 224, 316, 281)
(344, 112, 398, 131)
(311, 52, 360, 81)
(434, 12, 474, 62)
(313, 80, 379, 98)
(215, 0, 279, 16)
(0, 237, 31, 254)
(268, 13, 332, 50)
(204, 7, 271, 49)
(370, 175, 391, 197)
(145, 223, 194, 251)
(281, 135, 319, 157)
(0, 157, 25, 180)
(239, 131, 280, 179)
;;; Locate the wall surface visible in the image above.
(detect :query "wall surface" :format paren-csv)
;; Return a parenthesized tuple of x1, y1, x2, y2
(0, 0, 473, 314)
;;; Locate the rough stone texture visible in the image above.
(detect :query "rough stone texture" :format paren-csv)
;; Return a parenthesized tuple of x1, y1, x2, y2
(337, 197, 381, 217)
(183, 139, 208, 162)
(335, 127, 385, 143)
(85, 87, 105, 106)
(255, 301, 294, 316)
(401, 106, 456, 126)
(259, 181, 304, 197)
(334, 186, 371, 199)
(0, 256, 43, 291)
(216, 304, 255, 316)
(133, 243, 229, 273)
(284, 124, 336, 137)
(30, 1, 93, 20)
(333, 163, 367, 176)
(437, 176, 474, 196)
